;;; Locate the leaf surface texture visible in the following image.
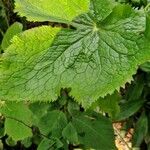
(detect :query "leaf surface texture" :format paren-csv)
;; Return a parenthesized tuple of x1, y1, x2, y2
(1, 0, 150, 107)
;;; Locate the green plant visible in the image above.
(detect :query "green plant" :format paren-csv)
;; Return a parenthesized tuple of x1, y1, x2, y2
(0, 0, 150, 149)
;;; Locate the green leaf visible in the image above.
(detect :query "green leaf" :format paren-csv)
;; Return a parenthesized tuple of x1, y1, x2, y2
(132, 112, 148, 147)
(5, 118, 32, 141)
(54, 139, 64, 149)
(0, 102, 33, 141)
(0, 102, 33, 126)
(14, 0, 90, 23)
(67, 101, 80, 116)
(1, 22, 23, 50)
(37, 138, 63, 150)
(1, 1, 150, 108)
(140, 61, 150, 72)
(114, 99, 144, 121)
(32, 134, 42, 145)
(0, 26, 61, 101)
(62, 122, 78, 144)
(21, 138, 32, 148)
(38, 110, 67, 137)
(0, 140, 3, 150)
(29, 102, 50, 126)
(72, 112, 115, 150)
(37, 138, 55, 150)
(91, 91, 120, 118)
(5, 137, 17, 147)
(125, 75, 144, 101)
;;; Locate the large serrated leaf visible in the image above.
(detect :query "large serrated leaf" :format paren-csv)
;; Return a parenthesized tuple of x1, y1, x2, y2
(1, 0, 150, 108)
(14, 0, 90, 23)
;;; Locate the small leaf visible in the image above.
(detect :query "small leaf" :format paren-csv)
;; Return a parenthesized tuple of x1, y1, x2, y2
(29, 102, 50, 126)
(54, 139, 64, 149)
(0, 102, 33, 141)
(91, 91, 120, 119)
(21, 137, 32, 148)
(72, 112, 115, 150)
(132, 112, 148, 147)
(5, 137, 17, 147)
(38, 110, 67, 138)
(0, 101, 33, 126)
(37, 138, 63, 150)
(114, 99, 144, 121)
(5, 118, 32, 141)
(125, 75, 144, 101)
(67, 101, 80, 116)
(37, 138, 55, 150)
(62, 122, 78, 144)
(32, 134, 42, 145)
(1, 22, 23, 50)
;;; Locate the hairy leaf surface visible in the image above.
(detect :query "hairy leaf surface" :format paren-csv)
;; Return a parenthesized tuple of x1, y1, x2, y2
(1, 0, 150, 107)
(1, 22, 23, 50)
(14, 0, 90, 23)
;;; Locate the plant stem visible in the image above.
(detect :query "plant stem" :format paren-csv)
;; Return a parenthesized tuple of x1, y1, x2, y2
(114, 126, 132, 150)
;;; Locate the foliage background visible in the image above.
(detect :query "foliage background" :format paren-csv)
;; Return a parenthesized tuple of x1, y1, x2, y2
(0, 0, 150, 150)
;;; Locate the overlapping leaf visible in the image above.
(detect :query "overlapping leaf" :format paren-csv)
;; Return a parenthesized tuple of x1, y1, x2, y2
(0, 102, 33, 140)
(38, 110, 67, 137)
(1, 22, 23, 50)
(72, 112, 115, 149)
(0, 0, 150, 107)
